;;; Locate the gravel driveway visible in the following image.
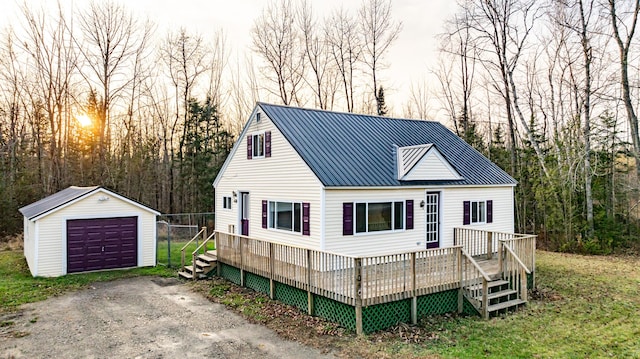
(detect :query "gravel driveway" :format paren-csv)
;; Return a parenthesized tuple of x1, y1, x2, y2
(0, 277, 334, 358)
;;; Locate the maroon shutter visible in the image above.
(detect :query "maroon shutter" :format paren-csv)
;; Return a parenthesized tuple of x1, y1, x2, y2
(486, 200, 493, 223)
(265, 131, 272, 157)
(302, 202, 310, 236)
(463, 201, 470, 225)
(406, 200, 414, 230)
(262, 200, 267, 228)
(247, 135, 253, 160)
(343, 202, 353, 235)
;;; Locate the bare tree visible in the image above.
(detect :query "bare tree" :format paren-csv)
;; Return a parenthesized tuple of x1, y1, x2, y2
(358, 0, 402, 115)
(251, 0, 305, 106)
(297, 1, 337, 109)
(325, 8, 362, 112)
(77, 1, 147, 176)
(608, 0, 640, 178)
(20, 3, 78, 192)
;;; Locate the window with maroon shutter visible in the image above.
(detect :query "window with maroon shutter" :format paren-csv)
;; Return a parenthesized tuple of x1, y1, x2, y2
(262, 200, 267, 228)
(486, 200, 493, 223)
(302, 202, 310, 235)
(265, 131, 272, 157)
(343, 203, 353, 235)
(406, 200, 414, 229)
(247, 135, 252, 159)
(463, 201, 471, 225)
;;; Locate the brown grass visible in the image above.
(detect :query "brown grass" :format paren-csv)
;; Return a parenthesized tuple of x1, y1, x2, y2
(0, 235, 23, 251)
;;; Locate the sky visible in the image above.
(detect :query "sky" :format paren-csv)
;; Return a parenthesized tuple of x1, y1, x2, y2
(0, 0, 459, 117)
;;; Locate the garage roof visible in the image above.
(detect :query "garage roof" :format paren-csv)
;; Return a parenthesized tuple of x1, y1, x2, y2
(19, 186, 160, 220)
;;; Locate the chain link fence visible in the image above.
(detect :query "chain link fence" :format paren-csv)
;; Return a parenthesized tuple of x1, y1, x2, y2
(156, 212, 215, 268)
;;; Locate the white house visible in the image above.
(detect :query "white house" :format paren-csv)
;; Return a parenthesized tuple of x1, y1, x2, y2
(213, 103, 516, 257)
(19, 186, 159, 277)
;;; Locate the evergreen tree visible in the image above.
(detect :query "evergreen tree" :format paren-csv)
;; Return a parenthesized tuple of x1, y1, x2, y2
(376, 86, 388, 116)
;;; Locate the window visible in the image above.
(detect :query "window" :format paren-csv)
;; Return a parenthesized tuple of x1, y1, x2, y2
(252, 133, 265, 158)
(268, 201, 302, 233)
(354, 201, 404, 234)
(222, 196, 232, 209)
(471, 201, 486, 224)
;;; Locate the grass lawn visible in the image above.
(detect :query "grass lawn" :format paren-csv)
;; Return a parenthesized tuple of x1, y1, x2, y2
(200, 251, 640, 358)
(156, 239, 215, 268)
(0, 250, 175, 314)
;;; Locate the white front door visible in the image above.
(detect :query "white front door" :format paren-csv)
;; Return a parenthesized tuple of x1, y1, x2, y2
(425, 191, 440, 249)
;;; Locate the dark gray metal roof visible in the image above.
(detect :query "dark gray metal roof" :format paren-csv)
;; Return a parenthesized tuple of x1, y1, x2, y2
(19, 186, 100, 220)
(258, 103, 516, 187)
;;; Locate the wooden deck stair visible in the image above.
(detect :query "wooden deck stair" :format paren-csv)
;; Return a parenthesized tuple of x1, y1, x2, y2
(178, 250, 217, 280)
(463, 256, 528, 318)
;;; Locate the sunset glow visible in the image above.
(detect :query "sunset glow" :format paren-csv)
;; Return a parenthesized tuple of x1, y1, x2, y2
(76, 114, 92, 127)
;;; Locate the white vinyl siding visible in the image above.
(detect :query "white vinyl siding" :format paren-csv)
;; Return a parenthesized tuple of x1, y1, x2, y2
(440, 186, 514, 242)
(325, 188, 425, 256)
(23, 217, 36, 275)
(402, 149, 461, 181)
(215, 110, 323, 249)
(324, 186, 514, 257)
(31, 191, 157, 277)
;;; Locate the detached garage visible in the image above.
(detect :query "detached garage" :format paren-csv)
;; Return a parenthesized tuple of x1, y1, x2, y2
(19, 186, 160, 277)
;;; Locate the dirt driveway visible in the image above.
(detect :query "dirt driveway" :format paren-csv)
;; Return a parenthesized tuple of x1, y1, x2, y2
(0, 277, 334, 358)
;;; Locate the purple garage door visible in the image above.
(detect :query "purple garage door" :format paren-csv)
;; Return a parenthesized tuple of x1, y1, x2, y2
(67, 216, 137, 273)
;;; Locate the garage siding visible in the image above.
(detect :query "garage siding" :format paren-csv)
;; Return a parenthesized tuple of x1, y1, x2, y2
(23, 217, 36, 275)
(36, 191, 157, 277)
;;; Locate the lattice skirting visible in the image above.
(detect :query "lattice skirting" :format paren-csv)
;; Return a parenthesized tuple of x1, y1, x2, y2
(217, 263, 489, 333)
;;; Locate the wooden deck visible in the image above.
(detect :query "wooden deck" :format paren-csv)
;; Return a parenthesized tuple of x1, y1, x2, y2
(211, 228, 536, 334)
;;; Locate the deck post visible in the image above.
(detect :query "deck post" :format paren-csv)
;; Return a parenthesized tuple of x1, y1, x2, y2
(239, 236, 245, 287)
(521, 267, 528, 302)
(457, 247, 463, 314)
(307, 249, 314, 315)
(354, 258, 363, 336)
(215, 232, 221, 277)
(486, 231, 493, 260)
(269, 242, 275, 299)
(482, 279, 489, 319)
(410, 252, 417, 324)
(498, 240, 504, 274)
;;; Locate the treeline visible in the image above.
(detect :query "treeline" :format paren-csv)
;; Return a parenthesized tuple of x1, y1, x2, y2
(1, 0, 640, 255)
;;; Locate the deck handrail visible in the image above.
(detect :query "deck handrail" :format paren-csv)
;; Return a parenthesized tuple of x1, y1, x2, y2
(502, 244, 531, 274)
(460, 249, 492, 282)
(180, 227, 206, 269)
(500, 241, 530, 302)
(460, 248, 491, 319)
(189, 231, 216, 281)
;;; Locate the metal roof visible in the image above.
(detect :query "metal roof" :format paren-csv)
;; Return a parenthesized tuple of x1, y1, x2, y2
(19, 186, 160, 220)
(19, 186, 100, 220)
(258, 103, 516, 187)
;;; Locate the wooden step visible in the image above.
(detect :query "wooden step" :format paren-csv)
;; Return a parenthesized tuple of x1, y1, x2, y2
(198, 253, 217, 262)
(474, 289, 518, 301)
(183, 265, 203, 274)
(178, 271, 194, 279)
(487, 298, 526, 313)
(466, 280, 509, 292)
(195, 260, 212, 268)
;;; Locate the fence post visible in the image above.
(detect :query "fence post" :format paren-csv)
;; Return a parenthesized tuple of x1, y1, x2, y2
(354, 258, 363, 335)
(202, 226, 207, 255)
(486, 231, 493, 259)
(410, 252, 417, 325)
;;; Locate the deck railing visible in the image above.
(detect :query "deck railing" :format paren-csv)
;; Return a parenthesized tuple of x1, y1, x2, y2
(500, 243, 530, 303)
(214, 229, 536, 334)
(460, 249, 492, 319)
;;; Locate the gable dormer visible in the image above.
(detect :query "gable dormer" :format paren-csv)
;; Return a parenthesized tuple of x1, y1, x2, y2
(397, 144, 462, 181)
